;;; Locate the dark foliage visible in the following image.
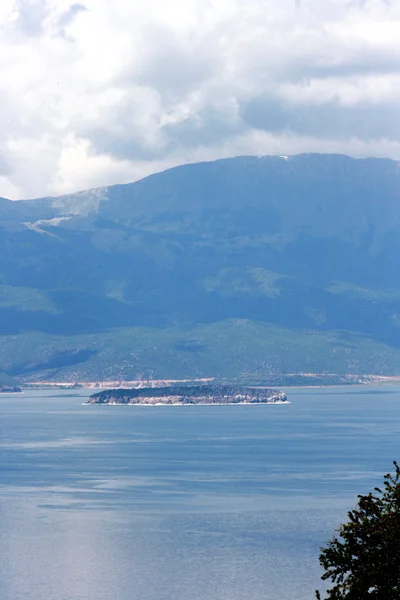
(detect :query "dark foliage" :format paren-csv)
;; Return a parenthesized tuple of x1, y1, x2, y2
(90, 385, 285, 404)
(316, 462, 400, 599)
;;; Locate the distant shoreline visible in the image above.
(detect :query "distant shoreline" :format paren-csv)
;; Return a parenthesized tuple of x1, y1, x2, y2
(22, 375, 400, 391)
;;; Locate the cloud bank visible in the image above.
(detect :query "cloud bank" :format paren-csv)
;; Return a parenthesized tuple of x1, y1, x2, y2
(1, 0, 400, 198)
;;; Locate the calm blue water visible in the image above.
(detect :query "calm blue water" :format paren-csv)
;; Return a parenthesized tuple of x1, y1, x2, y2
(1, 386, 400, 600)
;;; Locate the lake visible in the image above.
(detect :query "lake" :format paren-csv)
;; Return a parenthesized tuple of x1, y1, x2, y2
(1, 386, 399, 600)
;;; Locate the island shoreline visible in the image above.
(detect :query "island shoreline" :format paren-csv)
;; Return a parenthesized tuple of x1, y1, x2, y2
(88, 385, 289, 406)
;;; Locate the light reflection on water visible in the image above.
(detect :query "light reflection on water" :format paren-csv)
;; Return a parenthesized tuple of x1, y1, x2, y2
(1, 386, 400, 600)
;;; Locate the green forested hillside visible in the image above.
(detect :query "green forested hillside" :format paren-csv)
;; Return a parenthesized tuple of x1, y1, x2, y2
(1, 153, 400, 381)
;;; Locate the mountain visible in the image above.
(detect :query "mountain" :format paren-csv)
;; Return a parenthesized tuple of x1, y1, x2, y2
(1, 153, 400, 382)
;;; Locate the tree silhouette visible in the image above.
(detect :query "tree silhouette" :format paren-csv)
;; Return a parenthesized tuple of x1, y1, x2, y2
(316, 461, 400, 600)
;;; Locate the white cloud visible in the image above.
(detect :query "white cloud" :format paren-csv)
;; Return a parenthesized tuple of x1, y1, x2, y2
(1, 0, 400, 198)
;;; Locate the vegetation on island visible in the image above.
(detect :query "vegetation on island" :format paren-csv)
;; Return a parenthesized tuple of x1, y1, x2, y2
(316, 462, 400, 599)
(89, 384, 287, 404)
(0, 384, 21, 393)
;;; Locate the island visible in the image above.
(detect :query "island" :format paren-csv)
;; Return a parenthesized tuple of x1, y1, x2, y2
(88, 384, 288, 405)
(0, 384, 22, 393)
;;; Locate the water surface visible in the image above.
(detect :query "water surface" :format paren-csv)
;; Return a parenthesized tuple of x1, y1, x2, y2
(1, 386, 399, 600)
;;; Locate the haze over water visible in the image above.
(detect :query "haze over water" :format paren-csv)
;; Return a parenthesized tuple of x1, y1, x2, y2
(1, 386, 399, 600)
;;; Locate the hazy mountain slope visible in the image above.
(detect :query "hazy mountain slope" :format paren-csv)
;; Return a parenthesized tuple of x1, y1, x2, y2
(1, 153, 400, 381)
(2, 323, 400, 383)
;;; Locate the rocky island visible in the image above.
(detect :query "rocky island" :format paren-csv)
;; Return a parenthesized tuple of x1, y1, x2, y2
(88, 384, 288, 405)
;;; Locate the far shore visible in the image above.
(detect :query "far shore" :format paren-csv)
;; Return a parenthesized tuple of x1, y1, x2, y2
(20, 375, 400, 391)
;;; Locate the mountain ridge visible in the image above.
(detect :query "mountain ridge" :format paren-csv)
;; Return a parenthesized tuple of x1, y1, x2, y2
(1, 153, 400, 381)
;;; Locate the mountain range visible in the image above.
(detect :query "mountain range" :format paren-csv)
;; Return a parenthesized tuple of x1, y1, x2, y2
(2, 153, 400, 382)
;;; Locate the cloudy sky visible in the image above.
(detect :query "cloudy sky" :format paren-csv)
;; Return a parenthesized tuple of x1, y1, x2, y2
(1, 0, 400, 199)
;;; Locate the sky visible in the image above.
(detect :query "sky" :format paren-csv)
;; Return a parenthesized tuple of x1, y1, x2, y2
(1, 0, 400, 199)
